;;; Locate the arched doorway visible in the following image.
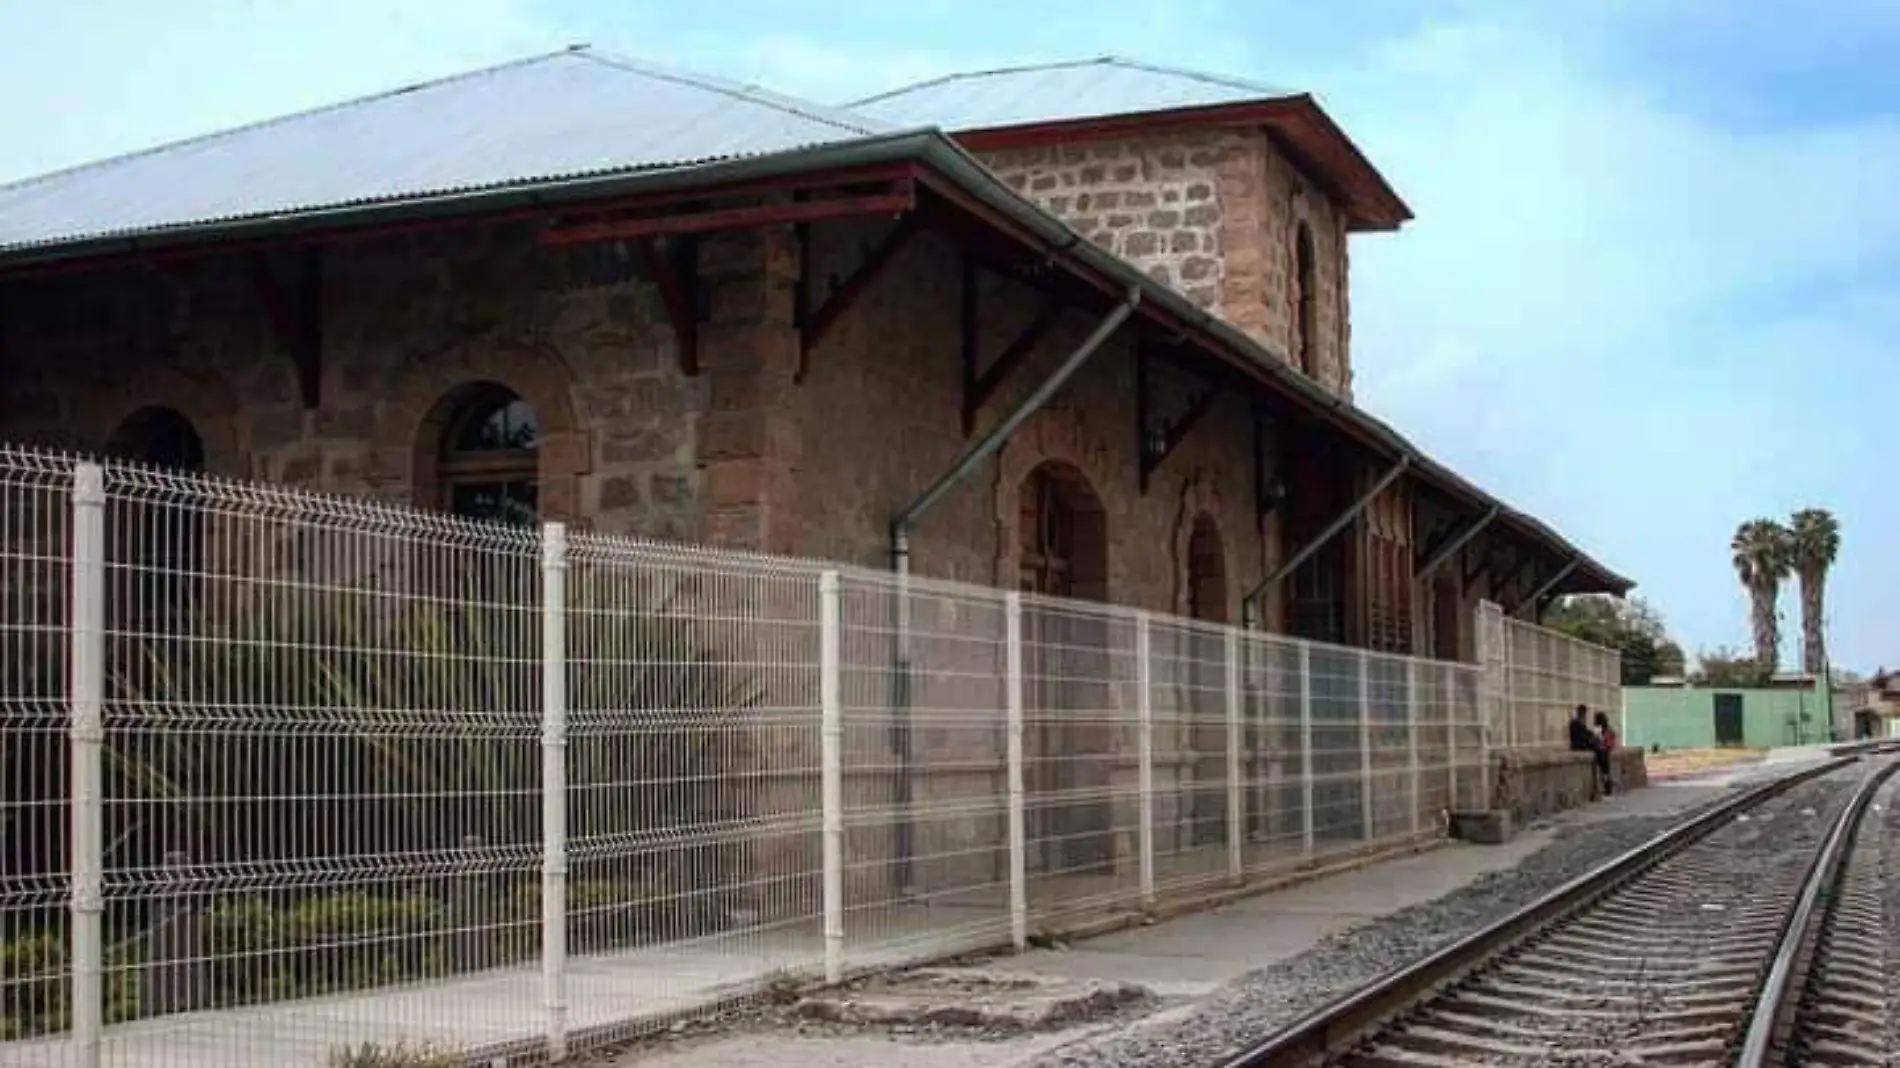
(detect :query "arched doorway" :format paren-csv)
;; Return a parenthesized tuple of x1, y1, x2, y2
(1017, 462, 1113, 876)
(106, 407, 207, 629)
(1183, 515, 1229, 848)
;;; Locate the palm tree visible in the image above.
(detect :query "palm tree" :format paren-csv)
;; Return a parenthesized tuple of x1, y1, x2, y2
(1731, 518, 1792, 680)
(1788, 508, 1842, 676)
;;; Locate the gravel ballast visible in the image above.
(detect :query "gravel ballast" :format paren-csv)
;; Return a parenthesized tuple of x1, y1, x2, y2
(1025, 788, 1761, 1068)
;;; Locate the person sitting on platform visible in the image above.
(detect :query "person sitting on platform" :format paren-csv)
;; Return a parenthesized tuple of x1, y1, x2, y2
(1569, 704, 1606, 800)
(1593, 711, 1618, 796)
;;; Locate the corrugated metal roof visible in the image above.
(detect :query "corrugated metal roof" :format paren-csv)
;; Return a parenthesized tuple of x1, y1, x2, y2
(847, 56, 1298, 132)
(0, 46, 891, 254)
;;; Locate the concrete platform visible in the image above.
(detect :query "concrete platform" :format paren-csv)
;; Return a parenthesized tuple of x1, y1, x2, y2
(3, 769, 1757, 1068)
(613, 779, 1735, 1066)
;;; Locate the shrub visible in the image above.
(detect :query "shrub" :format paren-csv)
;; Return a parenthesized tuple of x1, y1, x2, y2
(326, 1039, 464, 1068)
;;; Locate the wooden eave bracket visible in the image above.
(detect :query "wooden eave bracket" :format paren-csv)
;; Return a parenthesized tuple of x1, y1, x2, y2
(798, 208, 924, 382)
(1465, 537, 1510, 595)
(962, 294, 1060, 435)
(1136, 342, 1218, 494)
(246, 248, 322, 409)
(1251, 404, 1286, 527)
(638, 236, 700, 377)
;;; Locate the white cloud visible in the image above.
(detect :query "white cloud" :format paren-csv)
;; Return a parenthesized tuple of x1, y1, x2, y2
(1320, 8, 1900, 667)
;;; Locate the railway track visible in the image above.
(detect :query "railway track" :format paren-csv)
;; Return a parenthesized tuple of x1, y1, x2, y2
(1222, 749, 1900, 1068)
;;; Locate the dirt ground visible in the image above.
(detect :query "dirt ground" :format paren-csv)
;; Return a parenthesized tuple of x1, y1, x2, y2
(1641, 746, 1768, 780)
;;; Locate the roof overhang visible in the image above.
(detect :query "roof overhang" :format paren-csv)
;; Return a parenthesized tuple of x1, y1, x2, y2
(0, 128, 1620, 595)
(945, 97, 1413, 233)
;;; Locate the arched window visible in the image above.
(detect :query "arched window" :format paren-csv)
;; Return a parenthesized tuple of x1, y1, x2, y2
(106, 407, 207, 628)
(1185, 515, 1227, 623)
(1017, 462, 1108, 603)
(108, 406, 206, 471)
(436, 384, 540, 526)
(1293, 222, 1318, 375)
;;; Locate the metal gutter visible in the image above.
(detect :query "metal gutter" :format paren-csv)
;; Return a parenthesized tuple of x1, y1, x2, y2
(884, 286, 1140, 893)
(1241, 456, 1411, 627)
(0, 127, 1630, 595)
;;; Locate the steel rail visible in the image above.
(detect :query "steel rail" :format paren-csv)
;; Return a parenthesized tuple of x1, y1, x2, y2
(1734, 756, 1900, 1066)
(1217, 754, 1867, 1068)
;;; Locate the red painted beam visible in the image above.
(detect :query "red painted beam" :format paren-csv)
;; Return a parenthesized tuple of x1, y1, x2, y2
(0, 163, 925, 282)
(540, 188, 915, 245)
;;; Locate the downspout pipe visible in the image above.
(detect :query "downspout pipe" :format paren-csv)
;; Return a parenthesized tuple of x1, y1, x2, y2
(1518, 557, 1581, 620)
(1241, 455, 1411, 630)
(885, 285, 1142, 894)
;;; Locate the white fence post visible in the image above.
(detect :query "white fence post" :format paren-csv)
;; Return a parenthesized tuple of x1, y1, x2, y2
(1359, 650, 1375, 842)
(1444, 661, 1459, 812)
(68, 463, 105, 1068)
(540, 522, 570, 1062)
(1005, 592, 1027, 950)
(1298, 643, 1314, 855)
(1135, 611, 1155, 910)
(1406, 659, 1421, 835)
(820, 571, 845, 983)
(1223, 629, 1242, 882)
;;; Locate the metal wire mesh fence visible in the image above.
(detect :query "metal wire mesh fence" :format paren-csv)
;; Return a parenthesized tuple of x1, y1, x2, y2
(0, 448, 1554, 1067)
(1478, 602, 1623, 750)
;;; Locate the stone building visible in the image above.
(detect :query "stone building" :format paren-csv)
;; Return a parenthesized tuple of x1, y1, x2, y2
(0, 48, 1628, 656)
(0, 46, 1636, 917)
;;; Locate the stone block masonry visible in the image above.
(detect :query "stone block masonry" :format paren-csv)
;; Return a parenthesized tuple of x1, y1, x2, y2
(979, 129, 1355, 400)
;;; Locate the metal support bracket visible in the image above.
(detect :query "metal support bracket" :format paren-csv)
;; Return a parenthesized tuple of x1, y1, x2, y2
(1496, 551, 1542, 611)
(1135, 343, 1217, 494)
(1415, 505, 1500, 582)
(1465, 537, 1513, 594)
(963, 294, 1060, 435)
(801, 210, 924, 381)
(1243, 455, 1411, 622)
(1252, 405, 1287, 527)
(1516, 557, 1581, 618)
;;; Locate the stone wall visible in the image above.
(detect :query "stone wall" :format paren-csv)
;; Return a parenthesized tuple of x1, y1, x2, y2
(0, 224, 761, 545)
(977, 129, 1353, 398)
(1490, 748, 1650, 828)
(0, 205, 1397, 910)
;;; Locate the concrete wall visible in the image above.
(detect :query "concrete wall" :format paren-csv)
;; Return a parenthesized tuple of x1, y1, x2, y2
(1622, 686, 1842, 750)
(978, 128, 1353, 399)
(1492, 749, 1649, 827)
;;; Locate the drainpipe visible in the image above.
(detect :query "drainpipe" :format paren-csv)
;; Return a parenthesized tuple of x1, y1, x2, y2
(1241, 455, 1411, 631)
(883, 286, 1141, 895)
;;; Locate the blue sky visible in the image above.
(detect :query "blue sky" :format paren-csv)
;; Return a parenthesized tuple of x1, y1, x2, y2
(3, 0, 1893, 672)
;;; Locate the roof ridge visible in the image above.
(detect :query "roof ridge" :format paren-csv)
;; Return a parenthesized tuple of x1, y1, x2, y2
(845, 56, 1114, 106)
(0, 47, 591, 197)
(573, 49, 884, 135)
(1090, 55, 1293, 99)
(846, 54, 1294, 109)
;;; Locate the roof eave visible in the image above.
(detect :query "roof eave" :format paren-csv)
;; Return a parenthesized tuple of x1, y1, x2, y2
(0, 127, 1617, 596)
(944, 96, 1414, 232)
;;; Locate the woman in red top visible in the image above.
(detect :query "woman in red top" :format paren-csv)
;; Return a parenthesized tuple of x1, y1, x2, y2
(1593, 712, 1618, 795)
